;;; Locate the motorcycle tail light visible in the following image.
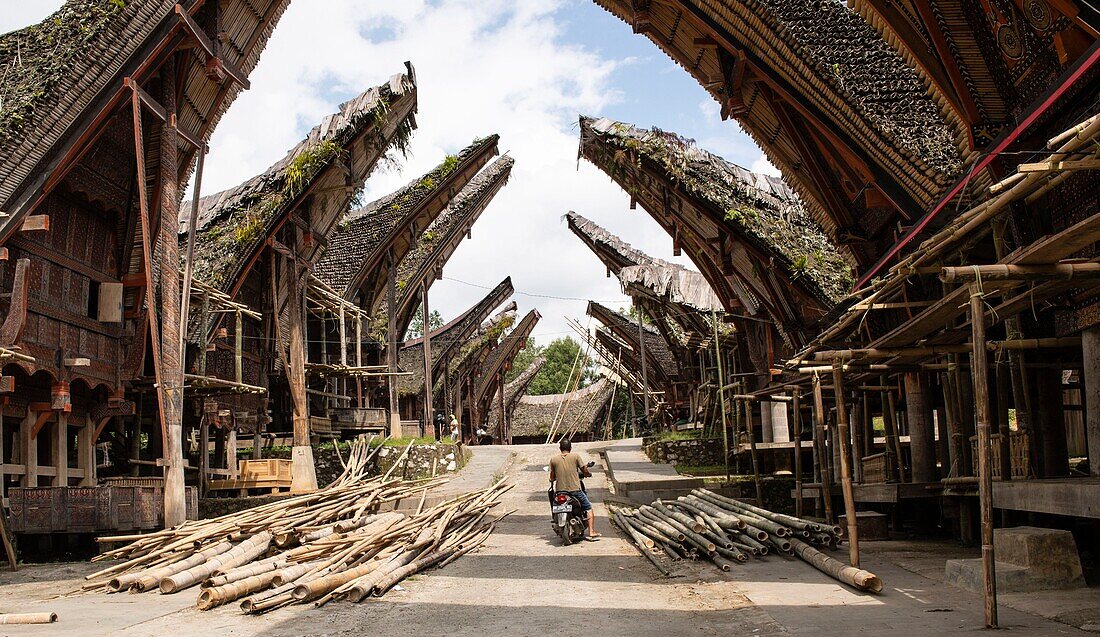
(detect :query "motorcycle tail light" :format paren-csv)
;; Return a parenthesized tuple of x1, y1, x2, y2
(554, 494, 568, 504)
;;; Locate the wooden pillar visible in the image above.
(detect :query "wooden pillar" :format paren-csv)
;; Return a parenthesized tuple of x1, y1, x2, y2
(286, 251, 317, 492)
(812, 375, 834, 524)
(422, 281, 434, 438)
(712, 311, 730, 483)
(905, 373, 937, 483)
(497, 373, 506, 444)
(761, 401, 774, 443)
(386, 250, 401, 438)
(881, 380, 903, 482)
(227, 428, 238, 479)
(1034, 368, 1068, 477)
(78, 416, 95, 486)
(832, 364, 860, 567)
(148, 61, 187, 528)
(791, 389, 803, 518)
(1083, 327, 1100, 478)
(52, 413, 68, 486)
(637, 311, 651, 429)
(20, 411, 36, 486)
(969, 285, 998, 628)
(198, 419, 209, 497)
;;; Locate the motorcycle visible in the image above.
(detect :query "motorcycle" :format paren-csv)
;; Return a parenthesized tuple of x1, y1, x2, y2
(548, 461, 595, 545)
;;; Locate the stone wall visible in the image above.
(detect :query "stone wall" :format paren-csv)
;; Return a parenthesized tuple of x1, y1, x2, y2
(373, 443, 467, 480)
(643, 437, 724, 467)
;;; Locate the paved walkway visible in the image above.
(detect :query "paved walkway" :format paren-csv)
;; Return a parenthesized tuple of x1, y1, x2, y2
(0, 442, 1091, 636)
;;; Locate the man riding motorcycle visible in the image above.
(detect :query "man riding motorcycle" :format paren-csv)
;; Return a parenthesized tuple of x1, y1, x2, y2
(548, 439, 600, 541)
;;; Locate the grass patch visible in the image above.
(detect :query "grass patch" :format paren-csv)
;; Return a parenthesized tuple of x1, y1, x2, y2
(674, 464, 728, 477)
(654, 429, 701, 442)
(373, 436, 439, 448)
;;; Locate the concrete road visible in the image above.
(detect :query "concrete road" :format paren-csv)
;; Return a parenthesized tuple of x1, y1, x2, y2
(0, 442, 1089, 636)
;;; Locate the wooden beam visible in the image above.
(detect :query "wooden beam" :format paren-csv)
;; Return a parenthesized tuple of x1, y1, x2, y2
(942, 262, 1100, 282)
(1017, 158, 1100, 172)
(63, 357, 91, 367)
(19, 215, 48, 232)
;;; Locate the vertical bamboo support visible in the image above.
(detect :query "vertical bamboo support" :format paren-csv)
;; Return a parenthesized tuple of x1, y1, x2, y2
(739, 383, 763, 506)
(812, 374, 834, 524)
(637, 309, 650, 429)
(386, 250, 401, 438)
(422, 282, 433, 438)
(497, 373, 506, 444)
(712, 310, 730, 483)
(970, 285, 998, 628)
(355, 314, 363, 409)
(791, 388, 803, 519)
(880, 380, 901, 482)
(234, 310, 243, 385)
(832, 364, 860, 567)
(852, 393, 865, 483)
(286, 250, 317, 492)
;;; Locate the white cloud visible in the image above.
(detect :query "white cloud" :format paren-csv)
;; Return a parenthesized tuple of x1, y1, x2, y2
(750, 153, 781, 176)
(0, 1, 63, 32)
(1, 1, 735, 348)
(202, 0, 698, 345)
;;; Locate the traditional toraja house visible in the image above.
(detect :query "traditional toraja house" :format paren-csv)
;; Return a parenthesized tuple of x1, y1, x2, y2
(441, 302, 517, 438)
(0, 0, 289, 530)
(395, 277, 515, 430)
(374, 154, 515, 436)
(594, 1, 1100, 627)
(509, 379, 615, 445)
(586, 302, 679, 425)
(468, 308, 541, 443)
(181, 68, 418, 493)
(590, 0, 966, 271)
(567, 211, 734, 426)
(578, 117, 850, 358)
(308, 136, 501, 436)
(485, 355, 545, 437)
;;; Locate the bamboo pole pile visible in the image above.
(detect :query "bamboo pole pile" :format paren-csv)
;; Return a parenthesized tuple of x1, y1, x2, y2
(610, 488, 882, 593)
(81, 437, 512, 613)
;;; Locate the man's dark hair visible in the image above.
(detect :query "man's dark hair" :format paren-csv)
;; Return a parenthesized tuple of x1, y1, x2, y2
(559, 439, 572, 452)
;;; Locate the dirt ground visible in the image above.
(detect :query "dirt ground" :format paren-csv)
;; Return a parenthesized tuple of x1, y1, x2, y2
(0, 443, 1094, 636)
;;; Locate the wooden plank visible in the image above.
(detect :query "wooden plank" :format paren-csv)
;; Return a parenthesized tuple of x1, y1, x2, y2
(19, 216, 49, 232)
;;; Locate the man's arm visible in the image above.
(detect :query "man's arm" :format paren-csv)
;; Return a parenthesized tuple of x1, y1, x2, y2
(549, 460, 556, 483)
(577, 455, 592, 478)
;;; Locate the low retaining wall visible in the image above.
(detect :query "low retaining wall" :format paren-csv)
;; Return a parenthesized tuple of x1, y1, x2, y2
(642, 437, 724, 467)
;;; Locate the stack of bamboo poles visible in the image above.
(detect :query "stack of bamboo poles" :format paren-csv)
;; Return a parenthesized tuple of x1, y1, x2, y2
(610, 488, 882, 593)
(81, 437, 512, 614)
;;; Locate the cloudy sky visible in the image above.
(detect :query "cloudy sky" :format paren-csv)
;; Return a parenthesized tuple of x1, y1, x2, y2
(5, 1, 773, 344)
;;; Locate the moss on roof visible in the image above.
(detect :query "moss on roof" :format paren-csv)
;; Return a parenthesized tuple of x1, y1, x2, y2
(582, 117, 852, 304)
(184, 78, 415, 291)
(0, 0, 123, 143)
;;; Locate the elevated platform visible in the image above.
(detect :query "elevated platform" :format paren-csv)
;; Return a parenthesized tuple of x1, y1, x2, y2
(601, 438, 703, 503)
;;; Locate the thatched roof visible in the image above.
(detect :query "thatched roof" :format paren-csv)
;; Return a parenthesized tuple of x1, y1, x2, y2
(588, 301, 678, 381)
(510, 378, 614, 439)
(182, 73, 416, 292)
(0, 0, 291, 234)
(590, 0, 964, 247)
(374, 154, 514, 338)
(580, 116, 850, 306)
(395, 277, 514, 397)
(486, 355, 545, 425)
(473, 309, 542, 406)
(566, 211, 721, 312)
(314, 135, 500, 298)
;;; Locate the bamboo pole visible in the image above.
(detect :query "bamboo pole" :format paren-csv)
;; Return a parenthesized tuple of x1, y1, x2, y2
(970, 285, 998, 628)
(791, 389, 803, 518)
(831, 364, 860, 568)
(712, 309, 730, 482)
(0, 612, 57, 624)
(812, 375, 834, 524)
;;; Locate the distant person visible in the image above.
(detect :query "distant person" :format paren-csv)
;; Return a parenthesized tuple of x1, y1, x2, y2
(449, 419, 460, 443)
(476, 425, 489, 445)
(549, 439, 599, 540)
(434, 411, 445, 440)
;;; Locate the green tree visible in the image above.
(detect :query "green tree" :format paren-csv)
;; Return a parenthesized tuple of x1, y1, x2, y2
(404, 306, 444, 339)
(527, 337, 596, 395)
(505, 338, 543, 383)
